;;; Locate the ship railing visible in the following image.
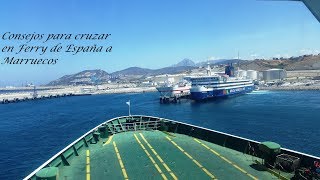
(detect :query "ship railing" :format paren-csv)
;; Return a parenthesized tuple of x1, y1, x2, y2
(132, 121, 160, 131)
(107, 121, 160, 134)
(24, 116, 124, 180)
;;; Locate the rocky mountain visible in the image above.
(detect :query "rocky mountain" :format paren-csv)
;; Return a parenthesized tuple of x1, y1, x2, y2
(111, 67, 153, 76)
(172, 58, 196, 67)
(47, 69, 110, 86)
(239, 54, 320, 71)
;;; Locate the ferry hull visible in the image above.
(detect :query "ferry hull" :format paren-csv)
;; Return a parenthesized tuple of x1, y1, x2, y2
(191, 85, 254, 100)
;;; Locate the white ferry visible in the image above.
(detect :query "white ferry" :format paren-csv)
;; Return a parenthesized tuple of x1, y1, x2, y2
(189, 63, 254, 100)
(156, 81, 191, 97)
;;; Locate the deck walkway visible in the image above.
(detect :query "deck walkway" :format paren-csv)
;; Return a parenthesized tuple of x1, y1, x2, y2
(58, 130, 293, 180)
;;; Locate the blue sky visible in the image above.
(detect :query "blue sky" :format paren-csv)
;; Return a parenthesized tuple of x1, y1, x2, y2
(0, 0, 319, 85)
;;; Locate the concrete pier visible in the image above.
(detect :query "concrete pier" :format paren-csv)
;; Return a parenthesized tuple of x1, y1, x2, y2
(1, 93, 77, 104)
(159, 92, 190, 104)
(0, 86, 157, 104)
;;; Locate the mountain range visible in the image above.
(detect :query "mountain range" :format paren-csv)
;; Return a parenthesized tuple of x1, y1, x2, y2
(47, 54, 320, 86)
(238, 54, 320, 71)
(47, 65, 196, 86)
(47, 70, 111, 86)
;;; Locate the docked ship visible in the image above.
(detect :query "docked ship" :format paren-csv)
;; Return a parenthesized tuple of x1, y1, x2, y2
(189, 63, 254, 100)
(156, 81, 191, 98)
(25, 115, 320, 180)
(156, 77, 191, 103)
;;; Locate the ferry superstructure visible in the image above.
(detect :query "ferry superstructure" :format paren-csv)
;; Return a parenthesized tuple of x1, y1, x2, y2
(156, 82, 191, 97)
(156, 75, 191, 102)
(189, 64, 254, 100)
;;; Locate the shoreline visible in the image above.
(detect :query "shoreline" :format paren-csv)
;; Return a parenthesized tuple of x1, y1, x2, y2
(2, 84, 320, 102)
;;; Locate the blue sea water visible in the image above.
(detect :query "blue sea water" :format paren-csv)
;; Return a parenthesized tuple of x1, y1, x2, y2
(0, 90, 319, 179)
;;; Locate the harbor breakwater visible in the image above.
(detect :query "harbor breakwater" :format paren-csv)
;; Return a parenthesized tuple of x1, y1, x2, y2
(0, 87, 156, 104)
(0, 93, 81, 104)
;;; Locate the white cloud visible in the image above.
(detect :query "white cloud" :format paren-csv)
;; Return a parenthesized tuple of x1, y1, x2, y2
(273, 54, 290, 59)
(207, 56, 220, 61)
(250, 54, 258, 58)
(274, 54, 281, 58)
(282, 54, 290, 58)
(248, 54, 259, 60)
(300, 49, 320, 55)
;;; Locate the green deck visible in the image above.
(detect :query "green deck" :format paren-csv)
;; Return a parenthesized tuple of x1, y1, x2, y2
(57, 130, 293, 180)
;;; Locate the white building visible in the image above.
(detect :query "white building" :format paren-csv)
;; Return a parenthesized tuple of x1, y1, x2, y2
(236, 70, 247, 78)
(246, 70, 258, 80)
(260, 69, 287, 81)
